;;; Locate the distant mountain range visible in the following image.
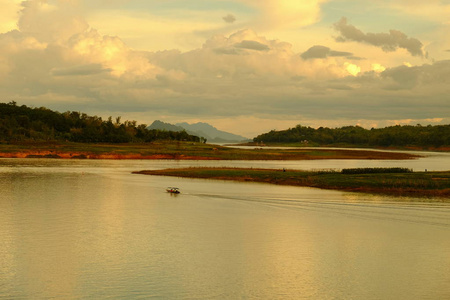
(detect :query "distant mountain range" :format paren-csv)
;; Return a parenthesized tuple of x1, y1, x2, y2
(148, 120, 249, 143)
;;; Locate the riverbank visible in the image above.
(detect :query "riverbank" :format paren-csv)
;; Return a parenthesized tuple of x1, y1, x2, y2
(236, 142, 450, 152)
(134, 168, 450, 198)
(0, 141, 420, 160)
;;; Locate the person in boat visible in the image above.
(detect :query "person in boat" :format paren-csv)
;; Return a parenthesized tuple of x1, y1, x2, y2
(166, 187, 180, 193)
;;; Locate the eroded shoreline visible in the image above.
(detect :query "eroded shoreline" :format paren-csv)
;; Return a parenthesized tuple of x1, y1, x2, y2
(0, 142, 421, 160)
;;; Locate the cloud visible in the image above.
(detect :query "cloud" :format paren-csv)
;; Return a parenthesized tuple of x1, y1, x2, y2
(0, 0, 161, 100)
(51, 64, 112, 76)
(301, 45, 353, 60)
(202, 29, 285, 57)
(381, 59, 450, 90)
(83, 1, 247, 52)
(334, 17, 426, 57)
(372, 63, 386, 73)
(0, 1, 449, 137)
(234, 40, 269, 51)
(0, 0, 22, 33)
(18, 0, 89, 43)
(158, 29, 357, 80)
(223, 14, 236, 23)
(344, 62, 361, 76)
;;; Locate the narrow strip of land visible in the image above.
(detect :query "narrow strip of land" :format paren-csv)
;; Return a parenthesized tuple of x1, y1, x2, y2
(0, 142, 420, 160)
(133, 168, 450, 198)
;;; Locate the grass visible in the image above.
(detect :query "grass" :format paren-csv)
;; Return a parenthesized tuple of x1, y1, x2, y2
(242, 142, 450, 152)
(133, 167, 450, 198)
(0, 141, 421, 160)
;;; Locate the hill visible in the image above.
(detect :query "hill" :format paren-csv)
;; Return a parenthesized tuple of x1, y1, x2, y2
(176, 122, 248, 143)
(148, 120, 249, 143)
(148, 120, 187, 133)
(253, 124, 450, 149)
(0, 102, 200, 143)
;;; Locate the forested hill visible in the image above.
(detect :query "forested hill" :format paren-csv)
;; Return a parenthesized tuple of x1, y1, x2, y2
(0, 102, 200, 143)
(253, 124, 450, 148)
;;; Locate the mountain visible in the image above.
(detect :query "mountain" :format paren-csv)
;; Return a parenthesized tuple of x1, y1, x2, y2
(176, 122, 248, 142)
(147, 120, 187, 133)
(148, 120, 249, 143)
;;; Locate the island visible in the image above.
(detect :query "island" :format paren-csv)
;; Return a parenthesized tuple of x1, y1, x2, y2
(133, 167, 450, 198)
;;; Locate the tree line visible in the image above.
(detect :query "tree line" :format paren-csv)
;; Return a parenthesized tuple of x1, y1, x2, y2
(0, 102, 200, 143)
(253, 124, 450, 148)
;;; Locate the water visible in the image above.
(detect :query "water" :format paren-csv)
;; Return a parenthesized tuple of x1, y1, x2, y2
(1, 153, 450, 299)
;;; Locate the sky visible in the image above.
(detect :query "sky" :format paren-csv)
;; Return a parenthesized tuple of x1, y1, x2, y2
(0, 0, 449, 138)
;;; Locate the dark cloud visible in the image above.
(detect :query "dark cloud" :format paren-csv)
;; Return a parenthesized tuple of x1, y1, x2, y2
(327, 84, 353, 90)
(51, 64, 112, 76)
(301, 45, 353, 60)
(347, 56, 365, 60)
(334, 17, 426, 57)
(223, 14, 236, 23)
(381, 59, 450, 90)
(234, 40, 270, 51)
(329, 50, 353, 57)
(381, 65, 420, 90)
(213, 47, 240, 55)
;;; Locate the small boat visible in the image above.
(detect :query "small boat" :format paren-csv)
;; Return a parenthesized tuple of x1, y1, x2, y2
(166, 187, 180, 194)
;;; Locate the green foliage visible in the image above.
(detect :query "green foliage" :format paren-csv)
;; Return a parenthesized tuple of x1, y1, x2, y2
(341, 167, 412, 174)
(254, 124, 450, 148)
(0, 102, 200, 143)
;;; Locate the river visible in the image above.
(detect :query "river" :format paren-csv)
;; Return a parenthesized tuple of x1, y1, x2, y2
(1, 152, 449, 299)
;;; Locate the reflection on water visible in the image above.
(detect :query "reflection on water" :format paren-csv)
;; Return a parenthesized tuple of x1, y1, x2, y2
(0, 158, 450, 299)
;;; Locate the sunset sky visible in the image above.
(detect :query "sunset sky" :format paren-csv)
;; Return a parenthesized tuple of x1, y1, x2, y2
(1, 0, 449, 137)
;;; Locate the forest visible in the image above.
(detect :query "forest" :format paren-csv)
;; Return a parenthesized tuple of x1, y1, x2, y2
(0, 102, 201, 143)
(253, 123, 450, 148)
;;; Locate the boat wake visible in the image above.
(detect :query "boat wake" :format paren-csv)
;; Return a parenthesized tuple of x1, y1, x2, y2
(189, 191, 450, 228)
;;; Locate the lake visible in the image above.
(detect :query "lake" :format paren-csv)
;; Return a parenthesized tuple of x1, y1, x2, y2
(1, 152, 449, 299)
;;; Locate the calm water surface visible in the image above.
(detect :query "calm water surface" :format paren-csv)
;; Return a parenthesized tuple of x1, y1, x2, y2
(1, 154, 449, 299)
